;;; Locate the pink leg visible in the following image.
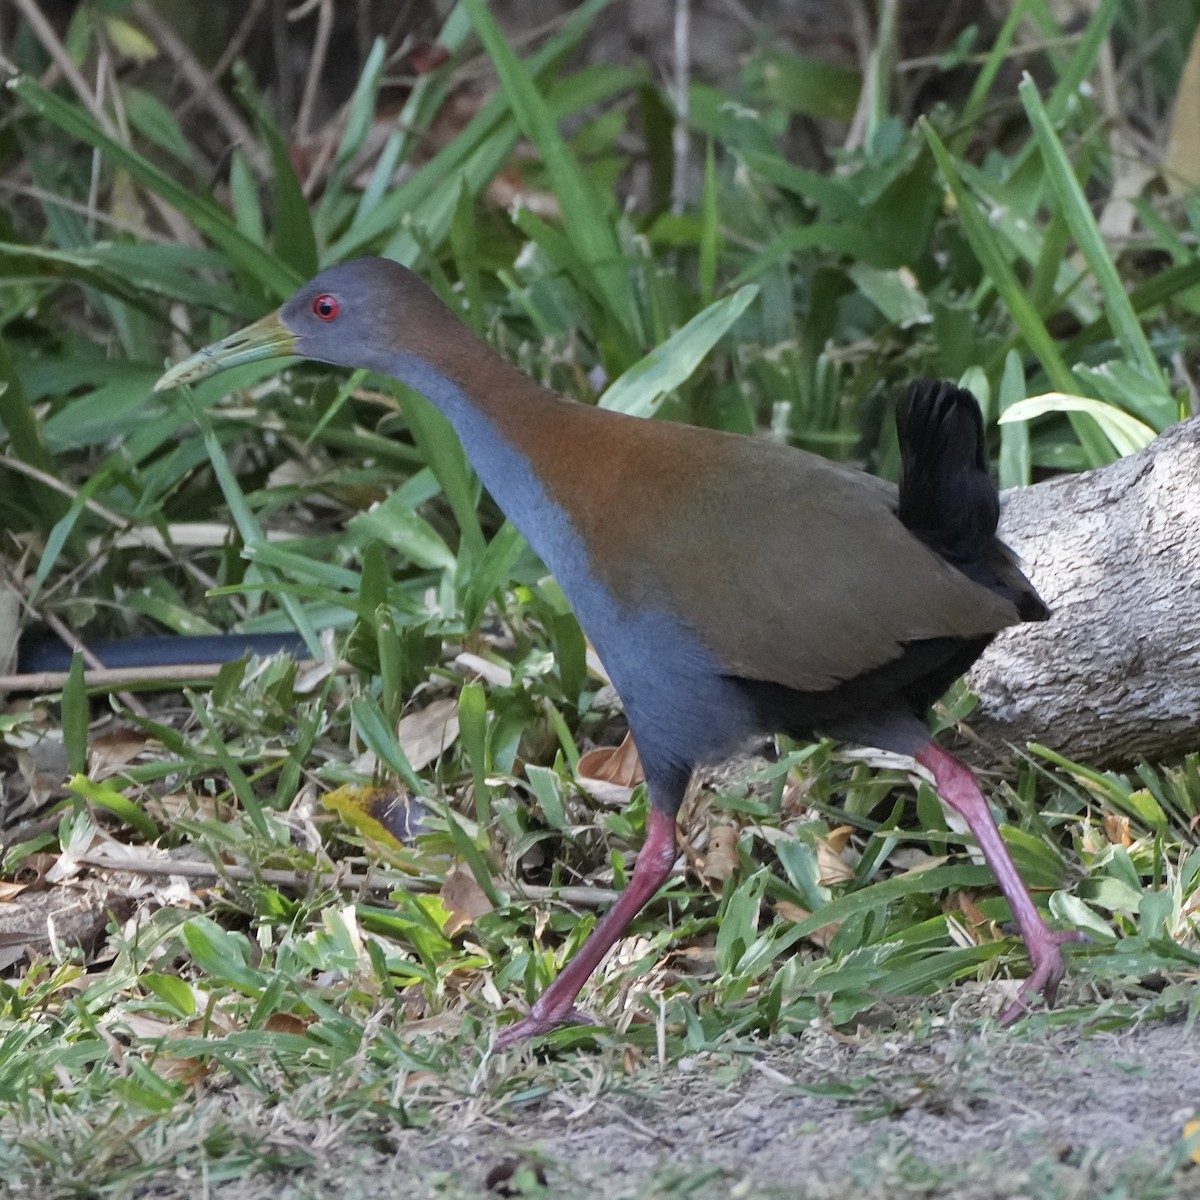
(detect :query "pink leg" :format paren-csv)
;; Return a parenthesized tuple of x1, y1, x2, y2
(917, 744, 1085, 1023)
(493, 805, 680, 1050)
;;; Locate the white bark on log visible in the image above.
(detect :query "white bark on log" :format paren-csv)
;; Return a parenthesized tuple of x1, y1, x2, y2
(965, 416, 1200, 770)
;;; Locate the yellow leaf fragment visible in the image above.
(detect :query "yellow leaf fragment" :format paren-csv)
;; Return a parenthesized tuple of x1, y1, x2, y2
(1185, 1120, 1200, 1165)
(322, 783, 422, 850)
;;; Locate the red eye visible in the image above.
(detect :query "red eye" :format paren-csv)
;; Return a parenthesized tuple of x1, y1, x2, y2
(312, 294, 339, 321)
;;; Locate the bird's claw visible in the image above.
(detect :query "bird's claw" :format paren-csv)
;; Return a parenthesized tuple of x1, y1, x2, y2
(998, 928, 1088, 1026)
(492, 1005, 598, 1052)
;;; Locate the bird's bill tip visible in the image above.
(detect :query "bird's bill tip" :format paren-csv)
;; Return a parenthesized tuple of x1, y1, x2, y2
(154, 311, 296, 392)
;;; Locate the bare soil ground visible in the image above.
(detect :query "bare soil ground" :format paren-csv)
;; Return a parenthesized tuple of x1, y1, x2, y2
(35, 1005, 1190, 1200)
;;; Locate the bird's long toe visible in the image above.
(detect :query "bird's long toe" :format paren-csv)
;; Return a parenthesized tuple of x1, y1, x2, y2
(492, 1005, 597, 1051)
(998, 928, 1087, 1025)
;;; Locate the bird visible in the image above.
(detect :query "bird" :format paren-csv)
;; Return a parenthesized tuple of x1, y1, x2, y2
(156, 256, 1082, 1048)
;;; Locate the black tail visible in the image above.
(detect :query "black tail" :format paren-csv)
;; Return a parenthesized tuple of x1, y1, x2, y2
(897, 379, 1047, 621)
(896, 379, 998, 567)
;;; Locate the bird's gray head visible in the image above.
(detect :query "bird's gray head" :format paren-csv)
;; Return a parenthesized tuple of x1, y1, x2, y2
(155, 257, 444, 390)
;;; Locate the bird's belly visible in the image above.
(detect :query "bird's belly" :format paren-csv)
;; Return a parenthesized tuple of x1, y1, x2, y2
(458, 422, 759, 773)
(580, 602, 760, 778)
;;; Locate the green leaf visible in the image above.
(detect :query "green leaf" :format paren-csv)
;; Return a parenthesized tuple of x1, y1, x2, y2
(601, 285, 759, 416)
(62, 654, 88, 777)
(10, 76, 299, 298)
(526, 765, 568, 831)
(348, 491, 457, 572)
(391, 389, 485, 567)
(699, 142, 719, 304)
(462, 522, 525, 630)
(846, 263, 929, 328)
(997, 352, 1031, 489)
(751, 52, 860, 122)
(442, 810, 503, 908)
(1018, 75, 1164, 387)
(233, 62, 319, 280)
(69, 775, 160, 843)
(182, 918, 264, 994)
(459, 0, 640, 341)
(923, 120, 1076, 395)
(141, 972, 197, 1017)
(351, 696, 424, 794)
(458, 682, 490, 826)
(999, 393, 1156, 458)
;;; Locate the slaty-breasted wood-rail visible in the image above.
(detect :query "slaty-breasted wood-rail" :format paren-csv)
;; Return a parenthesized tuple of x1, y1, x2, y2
(157, 257, 1082, 1048)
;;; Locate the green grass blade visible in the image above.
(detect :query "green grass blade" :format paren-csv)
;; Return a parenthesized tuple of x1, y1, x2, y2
(699, 141, 719, 305)
(233, 63, 319, 280)
(923, 120, 1076, 394)
(176, 393, 321, 654)
(459, 0, 640, 342)
(10, 76, 300, 298)
(62, 653, 89, 776)
(186, 692, 267, 836)
(331, 0, 616, 262)
(1000, 393, 1156, 457)
(997, 351, 1031, 489)
(1018, 76, 1164, 386)
(350, 695, 424, 794)
(601, 285, 759, 417)
(0, 331, 68, 532)
(314, 35, 387, 236)
(960, 0, 1038, 129)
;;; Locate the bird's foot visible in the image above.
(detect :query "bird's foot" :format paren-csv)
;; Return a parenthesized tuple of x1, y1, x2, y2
(492, 1005, 598, 1051)
(998, 927, 1088, 1026)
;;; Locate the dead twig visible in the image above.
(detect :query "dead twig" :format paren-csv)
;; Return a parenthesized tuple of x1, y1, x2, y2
(78, 851, 627, 908)
(132, 0, 270, 177)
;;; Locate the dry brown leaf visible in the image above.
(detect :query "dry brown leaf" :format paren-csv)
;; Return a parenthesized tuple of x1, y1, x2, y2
(577, 733, 644, 806)
(897, 853, 951, 876)
(1166, 25, 1200, 193)
(153, 1055, 211, 1086)
(440, 866, 494, 937)
(144, 792, 221, 823)
(88, 729, 149, 780)
(0, 881, 27, 901)
(397, 698, 460, 772)
(671, 941, 717, 972)
(14, 853, 58, 886)
(1104, 812, 1133, 847)
(773, 900, 839, 950)
(16, 740, 69, 806)
(779, 781, 810, 820)
(264, 1012, 313, 1036)
(815, 833, 856, 886)
(701, 824, 738, 885)
(946, 890, 991, 939)
(117, 1011, 178, 1040)
(824, 825, 855, 854)
(578, 733, 643, 786)
(489, 168, 562, 220)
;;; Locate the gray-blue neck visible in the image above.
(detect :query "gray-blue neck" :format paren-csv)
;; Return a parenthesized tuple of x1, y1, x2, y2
(371, 350, 756, 789)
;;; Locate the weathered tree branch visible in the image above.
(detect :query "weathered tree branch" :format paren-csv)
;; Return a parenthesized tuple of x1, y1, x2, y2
(966, 416, 1200, 770)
